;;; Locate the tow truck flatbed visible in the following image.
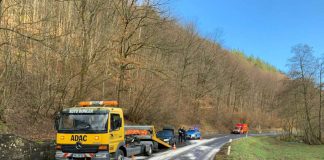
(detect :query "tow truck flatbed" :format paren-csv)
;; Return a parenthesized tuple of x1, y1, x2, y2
(125, 125, 171, 148)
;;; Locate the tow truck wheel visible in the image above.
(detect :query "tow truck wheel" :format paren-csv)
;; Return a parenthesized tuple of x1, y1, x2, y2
(153, 142, 159, 152)
(116, 149, 125, 160)
(145, 145, 153, 156)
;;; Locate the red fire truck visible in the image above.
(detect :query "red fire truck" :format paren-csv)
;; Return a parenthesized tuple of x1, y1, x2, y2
(231, 123, 248, 134)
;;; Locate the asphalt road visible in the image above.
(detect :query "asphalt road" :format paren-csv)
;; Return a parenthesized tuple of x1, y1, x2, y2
(171, 134, 244, 160)
(132, 133, 278, 160)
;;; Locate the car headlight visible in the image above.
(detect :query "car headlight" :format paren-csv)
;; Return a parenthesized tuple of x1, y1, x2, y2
(164, 139, 170, 142)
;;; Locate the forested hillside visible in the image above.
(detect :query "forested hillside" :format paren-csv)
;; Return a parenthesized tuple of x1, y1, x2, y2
(0, 0, 285, 140)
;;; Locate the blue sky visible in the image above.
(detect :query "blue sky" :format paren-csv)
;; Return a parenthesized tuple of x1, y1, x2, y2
(168, 0, 324, 71)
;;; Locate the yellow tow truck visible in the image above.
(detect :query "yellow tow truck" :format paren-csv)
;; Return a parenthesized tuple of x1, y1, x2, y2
(54, 101, 170, 160)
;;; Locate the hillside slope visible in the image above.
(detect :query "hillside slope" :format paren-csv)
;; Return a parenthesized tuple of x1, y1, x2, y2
(0, 0, 283, 139)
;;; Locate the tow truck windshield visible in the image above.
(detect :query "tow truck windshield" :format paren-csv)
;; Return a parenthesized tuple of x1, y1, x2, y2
(58, 113, 108, 133)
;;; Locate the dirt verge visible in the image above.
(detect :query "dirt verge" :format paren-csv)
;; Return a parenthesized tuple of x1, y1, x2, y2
(0, 134, 55, 160)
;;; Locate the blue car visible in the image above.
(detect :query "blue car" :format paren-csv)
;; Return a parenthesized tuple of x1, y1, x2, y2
(185, 129, 201, 140)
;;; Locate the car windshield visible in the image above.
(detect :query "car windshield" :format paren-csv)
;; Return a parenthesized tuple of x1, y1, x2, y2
(58, 113, 108, 133)
(187, 130, 197, 133)
(157, 130, 173, 137)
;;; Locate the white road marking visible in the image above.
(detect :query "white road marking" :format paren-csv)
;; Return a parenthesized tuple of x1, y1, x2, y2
(196, 145, 212, 151)
(205, 148, 220, 160)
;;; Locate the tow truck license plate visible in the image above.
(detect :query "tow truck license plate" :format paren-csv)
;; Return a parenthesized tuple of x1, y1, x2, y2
(73, 154, 85, 158)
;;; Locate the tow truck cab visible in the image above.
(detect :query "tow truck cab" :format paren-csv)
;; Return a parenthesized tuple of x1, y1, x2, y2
(54, 101, 125, 160)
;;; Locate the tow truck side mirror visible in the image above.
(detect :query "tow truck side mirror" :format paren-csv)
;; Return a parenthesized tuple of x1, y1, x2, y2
(54, 112, 61, 131)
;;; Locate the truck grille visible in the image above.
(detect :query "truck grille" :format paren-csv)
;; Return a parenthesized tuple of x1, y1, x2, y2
(61, 145, 99, 153)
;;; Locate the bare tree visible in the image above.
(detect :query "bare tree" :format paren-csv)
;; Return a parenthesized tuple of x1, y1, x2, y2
(287, 44, 321, 144)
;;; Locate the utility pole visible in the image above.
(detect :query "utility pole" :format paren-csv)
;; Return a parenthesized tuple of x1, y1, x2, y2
(319, 60, 323, 142)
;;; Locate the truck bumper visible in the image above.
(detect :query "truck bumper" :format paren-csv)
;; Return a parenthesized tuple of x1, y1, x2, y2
(55, 151, 110, 160)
